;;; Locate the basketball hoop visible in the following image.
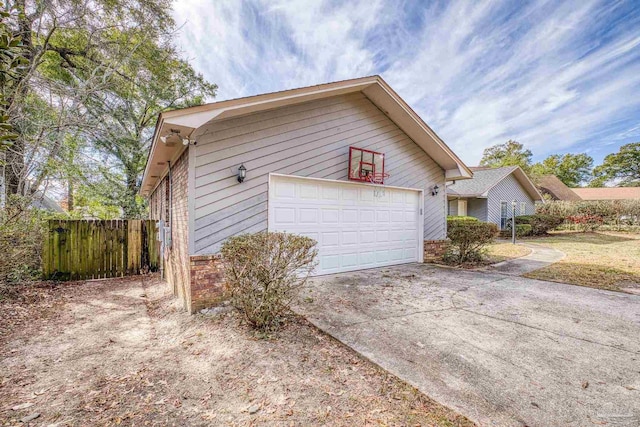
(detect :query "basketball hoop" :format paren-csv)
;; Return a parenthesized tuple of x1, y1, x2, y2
(367, 172, 389, 185)
(367, 172, 389, 197)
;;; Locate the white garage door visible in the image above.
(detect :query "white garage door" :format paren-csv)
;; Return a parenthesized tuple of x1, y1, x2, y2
(268, 174, 424, 275)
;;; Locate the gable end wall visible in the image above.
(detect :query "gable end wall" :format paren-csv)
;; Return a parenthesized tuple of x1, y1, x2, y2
(487, 174, 536, 228)
(192, 92, 447, 254)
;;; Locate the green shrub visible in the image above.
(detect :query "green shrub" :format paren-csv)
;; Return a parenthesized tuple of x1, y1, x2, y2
(515, 214, 563, 235)
(515, 224, 532, 237)
(514, 215, 534, 224)
(447, 215, 478, 222)
(220, 232, 318, 332)
(0, 197, 47, 287)
(445, 220, 498, 264)
(536, 200, 640, 229)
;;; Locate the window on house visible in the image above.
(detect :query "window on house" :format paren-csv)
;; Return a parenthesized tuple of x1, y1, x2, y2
(520, 202, 526, 215)
(500, 201, 508, 229)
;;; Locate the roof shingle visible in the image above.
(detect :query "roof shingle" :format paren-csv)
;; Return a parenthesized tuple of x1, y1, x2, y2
(537, 175, 582, 201)
(571, 187, 640, 200)
(447, 166, 517, 197)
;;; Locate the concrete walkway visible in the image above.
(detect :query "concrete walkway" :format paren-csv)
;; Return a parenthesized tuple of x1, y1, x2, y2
(296, 263, 640, 427)
(489, 243, 565, 275)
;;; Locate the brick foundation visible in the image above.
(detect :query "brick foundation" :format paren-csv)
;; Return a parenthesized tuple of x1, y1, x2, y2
(189, 254, 226, 313)
(423, 239, 449, 262)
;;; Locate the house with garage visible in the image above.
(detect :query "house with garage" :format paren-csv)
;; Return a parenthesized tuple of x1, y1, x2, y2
(447, 166, 544, 229)
(140, 75, 472, 313)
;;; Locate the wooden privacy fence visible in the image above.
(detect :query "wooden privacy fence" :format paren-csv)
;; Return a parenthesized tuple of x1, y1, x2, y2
(43, 220, 160, 281)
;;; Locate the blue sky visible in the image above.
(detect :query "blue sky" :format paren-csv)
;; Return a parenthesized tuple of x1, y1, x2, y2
(172, 0, 640, 166)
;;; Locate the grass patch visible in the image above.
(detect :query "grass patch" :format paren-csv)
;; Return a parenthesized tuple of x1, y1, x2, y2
(485, 242, 532, 264)
(523, 232, 640, 292)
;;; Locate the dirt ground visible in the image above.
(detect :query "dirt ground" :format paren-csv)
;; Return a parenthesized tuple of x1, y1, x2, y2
(0, 275, 473, 426)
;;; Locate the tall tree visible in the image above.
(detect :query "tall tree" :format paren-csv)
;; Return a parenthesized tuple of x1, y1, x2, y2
(592, 142, 640, 187)
(0, 5, 25, 150)
(3, 0, 216, 217)
(531, 153, 593, 187)
(479, 140, 533, 172)
(47, 27, 216, 217)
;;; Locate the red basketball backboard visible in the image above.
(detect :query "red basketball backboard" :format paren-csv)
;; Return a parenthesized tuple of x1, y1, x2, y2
(348, 147, 386, 183)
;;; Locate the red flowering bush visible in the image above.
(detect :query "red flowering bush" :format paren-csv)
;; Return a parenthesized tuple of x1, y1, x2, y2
(567, 214, 604, 232)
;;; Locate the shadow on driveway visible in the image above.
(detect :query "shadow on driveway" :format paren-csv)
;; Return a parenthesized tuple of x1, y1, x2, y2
(295, 263, 640, 427)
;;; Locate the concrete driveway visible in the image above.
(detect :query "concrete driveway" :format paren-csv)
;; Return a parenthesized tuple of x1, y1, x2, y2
(295, 263, 640, 427)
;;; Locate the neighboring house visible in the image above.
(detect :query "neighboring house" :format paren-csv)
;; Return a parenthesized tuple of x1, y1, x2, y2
(140, 75, 472, 312)
(537, 175, 582, 201)
(447, 166, 544, 229)
(571, 187, 640, 200)
(31, 190, 65, 213)
(0, 177, 64, 212)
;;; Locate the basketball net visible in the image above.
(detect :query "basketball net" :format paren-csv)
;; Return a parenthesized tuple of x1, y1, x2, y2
(367, 173, 389, 198)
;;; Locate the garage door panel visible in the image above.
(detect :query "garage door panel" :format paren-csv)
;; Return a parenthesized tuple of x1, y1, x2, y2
(404, 210, 417, 223)
(391, 210, 405, 222)
(321, 208, 339, 223)
(322, 231, 340, 247)
(359, 188, 374, 202)
(390, 191, 405, 204)
(376, 230, 389, 242)
(299, 208, 318, 224)
(269, 175, 422, 275)
(299, 231, 320, 242)
(360, 230, 376, 244)
(342, 209, 358, 223)
(299, 182, 319, 198)
(275, 180, 296, 198)
(322, 185, 340, 201)
(360, 209, 375, 223)
(359, 251, 376, 265)
(342, 253, 358, 268)
(274, 207, 296, 224)
(376, 210, 390, 222)
(342, 187, 358, 202)
(405, 247, 418, 259)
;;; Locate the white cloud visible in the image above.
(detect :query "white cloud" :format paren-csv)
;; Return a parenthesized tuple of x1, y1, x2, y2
(172, 0, 640, 164)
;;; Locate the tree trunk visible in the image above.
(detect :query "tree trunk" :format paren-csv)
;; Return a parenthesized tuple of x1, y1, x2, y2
(67, 179, 74, 212)
(5, 0, 34, 199)
(122, 169, 140, 219)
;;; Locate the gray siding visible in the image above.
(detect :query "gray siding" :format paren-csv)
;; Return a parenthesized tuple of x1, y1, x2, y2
(468, 198, 488, 221)
(447, 198, 487, 221)
(192, 92, 446, 254)
(487, 174, 536, 229)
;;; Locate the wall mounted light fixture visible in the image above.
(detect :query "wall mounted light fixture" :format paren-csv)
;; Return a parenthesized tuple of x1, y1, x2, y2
(160, 129, 181, 145)
(431, 185, 440, 196)
(237, 164, 247, 183)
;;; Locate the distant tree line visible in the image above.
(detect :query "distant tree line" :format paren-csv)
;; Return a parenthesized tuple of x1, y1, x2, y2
(479, 140, 640, 188)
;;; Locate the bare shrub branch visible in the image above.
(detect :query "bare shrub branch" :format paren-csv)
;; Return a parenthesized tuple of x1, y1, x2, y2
(220, 232, 317, 332)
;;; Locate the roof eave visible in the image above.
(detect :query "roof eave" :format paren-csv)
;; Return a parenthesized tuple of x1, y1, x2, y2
(140, 75, 472, 196)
